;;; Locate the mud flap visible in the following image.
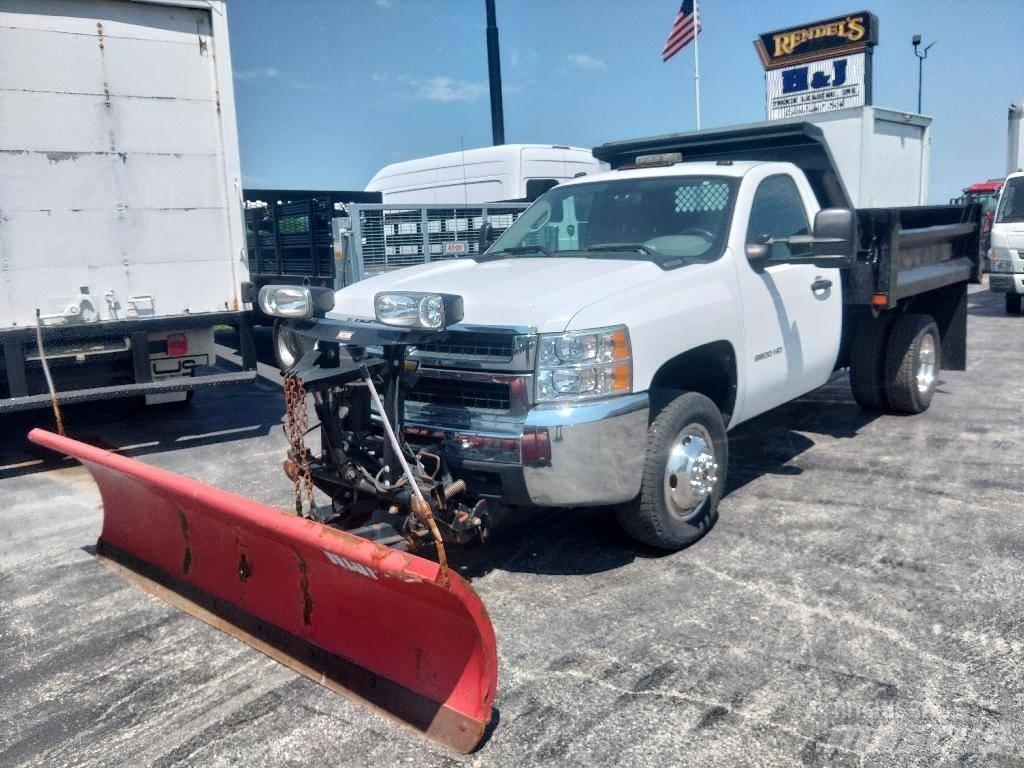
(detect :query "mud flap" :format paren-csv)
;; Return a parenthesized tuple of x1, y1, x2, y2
(28, 429, 497, 753)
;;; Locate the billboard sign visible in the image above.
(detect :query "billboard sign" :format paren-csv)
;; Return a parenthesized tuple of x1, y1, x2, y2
(755, 12, 878, 120)
(766, 52, 867, 120)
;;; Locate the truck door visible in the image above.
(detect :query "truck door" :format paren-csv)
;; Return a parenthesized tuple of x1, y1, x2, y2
(733, 172, 842, 416)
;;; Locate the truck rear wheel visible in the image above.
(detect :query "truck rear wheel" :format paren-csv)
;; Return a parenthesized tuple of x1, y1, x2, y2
(849, 314, 894, 411)
(884, 314, 940, 414)
(273, 319, 307, 371)
(616, 392, 727, 550)
(1006, 294, 1022, 315)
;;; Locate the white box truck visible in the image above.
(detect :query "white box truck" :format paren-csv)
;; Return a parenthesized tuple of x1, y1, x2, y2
(0, 0, 256, 412)
(693, 106, 932, 208)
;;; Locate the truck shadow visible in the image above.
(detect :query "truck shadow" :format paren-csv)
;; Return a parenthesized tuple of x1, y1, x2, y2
(218, 324, 280, 369)
(967, 285, 1011, 317)
(458, 377, 880, 580)
(0, 379, 285, 480)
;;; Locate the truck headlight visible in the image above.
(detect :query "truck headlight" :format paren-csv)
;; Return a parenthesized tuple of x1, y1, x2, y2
(257, 285, 334, 318)
(536, 326, 632, 402)
(374, 292, 464, 330)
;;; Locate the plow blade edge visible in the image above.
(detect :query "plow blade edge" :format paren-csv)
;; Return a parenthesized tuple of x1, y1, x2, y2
(29, 429, 497, 753)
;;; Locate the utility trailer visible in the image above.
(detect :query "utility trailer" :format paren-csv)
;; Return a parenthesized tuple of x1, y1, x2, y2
(244, 188, 381, 297)
(346, 202, 530, 280)
(0, 0, 256, 412)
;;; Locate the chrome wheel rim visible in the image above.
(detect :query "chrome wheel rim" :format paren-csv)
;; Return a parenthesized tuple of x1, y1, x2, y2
(664, 423, 719, 518)
(916, 333, 936, 394)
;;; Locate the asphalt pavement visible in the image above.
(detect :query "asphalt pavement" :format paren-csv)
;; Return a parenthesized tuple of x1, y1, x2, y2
(1, 285, 1022, 767)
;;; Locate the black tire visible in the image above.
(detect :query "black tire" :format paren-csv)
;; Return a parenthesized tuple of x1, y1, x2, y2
(273, 319, 307, 371)
(616, 392, 727, 550)
(848, 313, 894, 411)
(1006, 294, 1022, 315)
(884, 313, 940, 414)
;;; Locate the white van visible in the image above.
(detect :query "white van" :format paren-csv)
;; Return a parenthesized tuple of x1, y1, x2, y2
(364, 144, 606, 204)
(989, 170, 1024, 314)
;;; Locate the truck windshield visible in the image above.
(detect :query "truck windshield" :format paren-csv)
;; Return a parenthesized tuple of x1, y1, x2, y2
(484, 175, 738, 263)
(995, 177, 1024, 223)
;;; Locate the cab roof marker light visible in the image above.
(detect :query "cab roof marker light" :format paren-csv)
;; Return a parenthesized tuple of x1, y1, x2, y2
(635, 152, 683, 166)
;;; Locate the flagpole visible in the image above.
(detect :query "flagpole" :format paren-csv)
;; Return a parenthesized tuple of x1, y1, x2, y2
(693, 0, 702, 129)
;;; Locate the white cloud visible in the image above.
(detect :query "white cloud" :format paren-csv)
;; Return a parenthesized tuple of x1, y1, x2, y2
(415, 76, 487, 102)
(567, 53, 606, 71)
(374, 0, 395, 7)
(508, 47, 539, 69)
(234, 66, 280, 82)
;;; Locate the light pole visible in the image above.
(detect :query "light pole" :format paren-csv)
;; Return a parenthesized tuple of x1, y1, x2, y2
(912, 34, 936, 114)
(485, 0, 505, 146)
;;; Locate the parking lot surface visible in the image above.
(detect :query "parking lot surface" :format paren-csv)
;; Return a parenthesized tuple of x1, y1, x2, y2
(2, 285, 1022, 767)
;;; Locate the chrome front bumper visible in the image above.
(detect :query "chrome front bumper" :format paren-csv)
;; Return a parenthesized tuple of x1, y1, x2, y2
(988, 272, 1024, 294)
(405, 392, 650, 508)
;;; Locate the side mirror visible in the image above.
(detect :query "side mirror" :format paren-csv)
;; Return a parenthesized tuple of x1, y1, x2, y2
(744, 242, 770, 261)
(478, 222, 495, 252)
(811, 208, 855, 261)
(745, 233, 773, 262)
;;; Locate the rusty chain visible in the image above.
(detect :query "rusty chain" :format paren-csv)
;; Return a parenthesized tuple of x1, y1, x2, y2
(283, 373, 317, 516)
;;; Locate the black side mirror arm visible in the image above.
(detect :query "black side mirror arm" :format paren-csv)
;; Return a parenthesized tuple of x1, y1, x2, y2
(478, 223, 495, 252)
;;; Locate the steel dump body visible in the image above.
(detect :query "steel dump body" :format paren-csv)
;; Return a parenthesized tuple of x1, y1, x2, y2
(27, 428, 497, 753)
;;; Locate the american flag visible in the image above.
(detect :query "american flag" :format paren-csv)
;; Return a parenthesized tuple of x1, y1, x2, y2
(662, 0, 700, 62)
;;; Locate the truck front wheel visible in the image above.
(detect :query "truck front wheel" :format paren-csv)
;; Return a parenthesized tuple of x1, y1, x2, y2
(1006, 294, 1022, 315)
(616, 392, 728, 550)
(884, 313, 940, 414)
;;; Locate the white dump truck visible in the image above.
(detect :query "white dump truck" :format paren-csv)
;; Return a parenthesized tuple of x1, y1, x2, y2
(257, 120, 981, 550)
(0, 0, 255, 411)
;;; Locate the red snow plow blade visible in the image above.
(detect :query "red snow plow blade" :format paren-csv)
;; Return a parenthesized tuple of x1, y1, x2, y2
(29, 429, 497, 753)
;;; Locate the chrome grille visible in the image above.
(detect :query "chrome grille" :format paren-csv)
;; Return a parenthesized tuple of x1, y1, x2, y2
(409, 329, 536, 372)
(406, 378, 511, 411)
(414, 332, 515, 359)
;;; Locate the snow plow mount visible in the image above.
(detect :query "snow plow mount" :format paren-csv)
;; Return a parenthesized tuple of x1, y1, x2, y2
(280, 318, 493, 558)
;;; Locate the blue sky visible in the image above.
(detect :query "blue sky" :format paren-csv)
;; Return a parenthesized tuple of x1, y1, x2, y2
(227, 0, 1023, 202)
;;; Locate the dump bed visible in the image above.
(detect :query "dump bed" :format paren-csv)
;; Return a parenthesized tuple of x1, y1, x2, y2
(850, 204, 980, 309)
(593, 121, 982, 309)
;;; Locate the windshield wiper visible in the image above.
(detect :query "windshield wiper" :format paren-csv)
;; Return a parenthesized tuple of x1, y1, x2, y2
(487, 245, 554, 258)
(585, 243, 662, 256)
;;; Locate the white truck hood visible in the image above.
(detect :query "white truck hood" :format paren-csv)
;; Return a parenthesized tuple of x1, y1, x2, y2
(329, 257, 665, 333)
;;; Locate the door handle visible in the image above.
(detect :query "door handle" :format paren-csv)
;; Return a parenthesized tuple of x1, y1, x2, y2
(811, 277, 833, 292)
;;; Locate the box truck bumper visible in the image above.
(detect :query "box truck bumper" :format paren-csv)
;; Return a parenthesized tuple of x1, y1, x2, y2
(987, 273, 1024, 294)
(0, 311, 257, 412)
